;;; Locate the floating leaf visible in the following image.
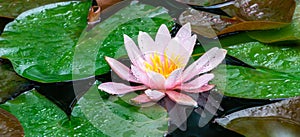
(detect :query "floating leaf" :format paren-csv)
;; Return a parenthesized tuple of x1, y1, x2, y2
(0, 1, 90, 82)
(0, 108, 24, 137)
(226, 42, 300, 75)
(0, 83, 168, 136)
(0, 59, 31, 103)
(211, 36, 300, 99)
(216, 96, 300, 137)
(179, 0, 296, 37)
(0, 1, 173, 83)
(220, 0, 296, 35)
(0, 0, 76, 18)
(212, 65, 300, 99)
(248, 4, 300, 43)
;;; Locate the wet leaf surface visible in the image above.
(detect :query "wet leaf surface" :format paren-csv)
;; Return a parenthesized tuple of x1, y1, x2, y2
(0, 108, 24, 137)
(0, 84, 168, 136)
(0, 0, 78, 18)
(212, 65, 300, 99)
(216, 96, 300, 137)
(0, 59, 32, 103)
(226, 42, 300, 75)
(179, 0, 296, 37)
(248, 4, 300, 43)
(221, 0, 296, 35)
(0, 1, 173, 83)
(0, 1, 91, 83)
(230, 0, 295, 22)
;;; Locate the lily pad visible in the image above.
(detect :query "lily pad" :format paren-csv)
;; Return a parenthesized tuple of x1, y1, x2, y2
(226, 42, 300, 75)
(0, 83, 168, 136)
(179, 0, 295, 37)
(248, 4, 300, 43)
(212, 65, 300, 99)
(0, 1, 91, 82)
(216, 96, 300, 137)
(0, 59, 31, 103)
(0, 108, 24, 137)
(0, 1, 173, 83)
(0, 0, 79, 18)
(224, 0, 296, 29)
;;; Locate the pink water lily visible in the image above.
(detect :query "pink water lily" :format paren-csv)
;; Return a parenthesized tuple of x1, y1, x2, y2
(98, 23, 227, 107)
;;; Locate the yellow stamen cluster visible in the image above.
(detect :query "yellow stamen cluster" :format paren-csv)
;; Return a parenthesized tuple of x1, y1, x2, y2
(144, 53, 179, 78)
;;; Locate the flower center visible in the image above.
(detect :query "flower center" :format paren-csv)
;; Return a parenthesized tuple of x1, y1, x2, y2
(144, 53, 179, 78)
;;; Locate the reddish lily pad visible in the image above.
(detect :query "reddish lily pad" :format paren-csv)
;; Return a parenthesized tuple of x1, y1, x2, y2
(0, 60, 31, 103)
(179, 0, 296, 37)
(0, 108, 24, 137)
(247, 4, 300, 43)
(216, 96, 300, 137)
(218, 0, 296, 35)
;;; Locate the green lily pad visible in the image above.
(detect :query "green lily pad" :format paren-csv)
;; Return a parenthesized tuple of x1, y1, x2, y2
(212, 65, 300, 99)
(0, 1, 173, 82)
(0, 84, 168, 136)
(0, 60, 31, 103)
(0, 0, 79, 18)
(226, 42, 300, 75)
(215, 96, 300, 137)
(0, 108, 24, 137)
(0, 1, 90, 82)
(247, 3, 300, 43)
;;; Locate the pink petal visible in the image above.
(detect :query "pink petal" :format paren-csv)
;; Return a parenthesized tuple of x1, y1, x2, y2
(123, 34, 144, 66)
(179, 73, 214, 90)
(183, 35, 197, 53)
(185, 84, 215, 93)
(182, 47, 227, 82)
(105, 56, 139, 83)
(98, 82, 147, 95)
(165, 38, 191, 68)
(145, 70, 166, 89)
(145, 89, 165, 101)
(138, 31, 156, 53)
(166, 90, 198, 107)
(165, 68, 183, 89)
(155, 24, 171, 52)
(131, 65, 151, 87)
(176, 23, 192, 41)
(131, 94, 153, 104)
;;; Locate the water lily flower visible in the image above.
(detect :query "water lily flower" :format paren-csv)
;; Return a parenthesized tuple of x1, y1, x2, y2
(98, 23, 227, 107)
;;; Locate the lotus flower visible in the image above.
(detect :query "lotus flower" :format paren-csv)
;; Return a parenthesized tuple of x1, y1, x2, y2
(98, 23, 227, 107)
